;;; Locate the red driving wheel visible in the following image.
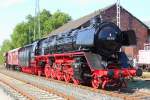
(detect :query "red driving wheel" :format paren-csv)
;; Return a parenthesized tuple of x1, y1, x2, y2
(56, 70, 62, 80)
(92, 75, 100, 89)
(44, 67, 51, 78)
(51, 69, 56, 79)
(64, 73, 71, 83)
(102, 80, 107, 89)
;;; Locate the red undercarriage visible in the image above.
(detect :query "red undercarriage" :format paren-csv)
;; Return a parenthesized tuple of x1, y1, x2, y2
(20, 52, 138, 89)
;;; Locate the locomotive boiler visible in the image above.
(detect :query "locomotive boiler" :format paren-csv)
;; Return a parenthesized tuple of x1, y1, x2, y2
(5, 17, 142, 89)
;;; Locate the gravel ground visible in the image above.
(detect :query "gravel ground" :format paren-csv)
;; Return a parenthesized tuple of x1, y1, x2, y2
(0, 88, 13, 100)
(0, 83, 16, 100)
(0, 70, 122, 100)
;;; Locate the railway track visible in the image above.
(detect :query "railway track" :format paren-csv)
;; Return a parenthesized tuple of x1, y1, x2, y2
(0, 72, 69, 100)
(0, 68, 150, 100)
(0, 81, 27, 100)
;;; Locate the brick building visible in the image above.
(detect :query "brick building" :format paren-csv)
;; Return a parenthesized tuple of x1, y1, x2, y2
(50, 4, 150, 58)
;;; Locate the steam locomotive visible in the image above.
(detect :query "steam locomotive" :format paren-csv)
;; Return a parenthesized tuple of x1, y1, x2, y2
(5, 17, 142, 89)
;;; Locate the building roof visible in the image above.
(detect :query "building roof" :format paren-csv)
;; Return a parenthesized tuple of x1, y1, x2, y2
(49, 4, 115, 36)
(49, 3, 149, 36)
(144, 21, 150, 29)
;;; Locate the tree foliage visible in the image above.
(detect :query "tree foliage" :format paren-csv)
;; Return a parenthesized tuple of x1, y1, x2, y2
(0, 40, 13, 64)
(0, 9, 71, 64)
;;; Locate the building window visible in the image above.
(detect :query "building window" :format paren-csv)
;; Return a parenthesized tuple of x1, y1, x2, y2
(147, 32, 150, 42)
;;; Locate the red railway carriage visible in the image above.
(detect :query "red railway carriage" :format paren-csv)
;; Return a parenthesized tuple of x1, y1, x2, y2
(7, 48, 20, 66)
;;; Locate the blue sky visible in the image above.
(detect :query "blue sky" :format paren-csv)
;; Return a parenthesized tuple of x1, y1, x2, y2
(0, 0, 150, 46)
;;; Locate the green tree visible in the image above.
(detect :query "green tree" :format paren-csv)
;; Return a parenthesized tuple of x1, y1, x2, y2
(11, 9, 71, 48)
(0, 40, 13, 64)
(11, 22, 29, 48)
(43, 10, 71, 36)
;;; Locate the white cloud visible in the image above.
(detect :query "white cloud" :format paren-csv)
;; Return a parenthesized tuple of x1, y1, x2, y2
(0, 0, 25, 8)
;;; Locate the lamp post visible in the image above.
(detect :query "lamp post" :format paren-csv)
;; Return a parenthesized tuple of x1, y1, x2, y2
(34, 0, 41, 40)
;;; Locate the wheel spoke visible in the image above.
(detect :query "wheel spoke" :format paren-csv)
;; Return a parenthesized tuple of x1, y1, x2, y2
(45, 67, 51, 78)
(92, 76, 100, 89)
(64, 73, 71, 83)
(51, 69, 56, 79)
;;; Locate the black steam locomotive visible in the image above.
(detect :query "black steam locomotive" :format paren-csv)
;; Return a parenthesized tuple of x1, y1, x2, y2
(5, 17, 142, 89)
(37, 18, 134, 56)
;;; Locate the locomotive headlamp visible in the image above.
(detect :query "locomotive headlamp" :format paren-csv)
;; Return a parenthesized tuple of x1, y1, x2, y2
(107, 69, 114, 78)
